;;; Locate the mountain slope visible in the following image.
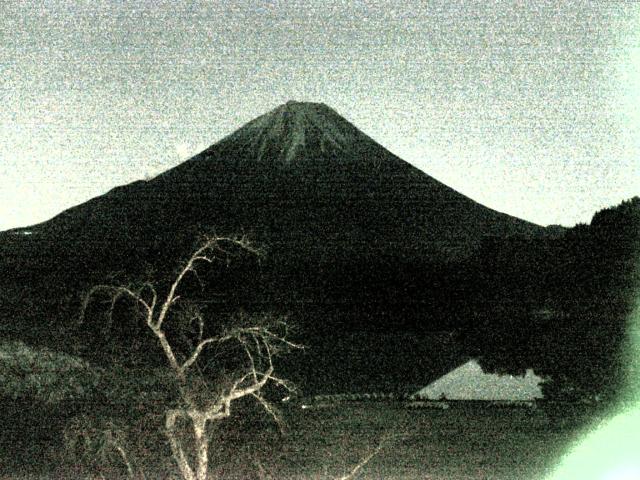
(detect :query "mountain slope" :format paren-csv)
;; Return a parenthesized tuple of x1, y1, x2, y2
(23, 101, 542, 263)
(0, 101, 551, 393)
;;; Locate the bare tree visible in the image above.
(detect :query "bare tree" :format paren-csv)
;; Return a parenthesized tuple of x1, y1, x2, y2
(80, 236, 301, 480)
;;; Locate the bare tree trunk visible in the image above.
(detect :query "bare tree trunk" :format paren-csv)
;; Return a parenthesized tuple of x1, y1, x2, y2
(191, 412, 209, 480)
(166, 410, 196, 480)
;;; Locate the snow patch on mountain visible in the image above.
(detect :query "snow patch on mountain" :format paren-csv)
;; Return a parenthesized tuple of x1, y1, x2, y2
(217, 101, 367, 163)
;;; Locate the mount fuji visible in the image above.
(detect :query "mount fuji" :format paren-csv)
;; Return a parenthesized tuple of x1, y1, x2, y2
(0, 101, 553, 393)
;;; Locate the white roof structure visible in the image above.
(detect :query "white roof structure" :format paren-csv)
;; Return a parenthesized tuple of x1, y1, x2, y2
(415, 359, 544, 401)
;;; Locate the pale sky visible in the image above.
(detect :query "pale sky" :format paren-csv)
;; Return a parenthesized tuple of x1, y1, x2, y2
(1, 1, 639, 231)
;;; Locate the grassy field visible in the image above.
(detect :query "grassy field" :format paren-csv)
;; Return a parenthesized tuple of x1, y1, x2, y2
(250, 401, 599, 480)
(1, 399, 603, 479)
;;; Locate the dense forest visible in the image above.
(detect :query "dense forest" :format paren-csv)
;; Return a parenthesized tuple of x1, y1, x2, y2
(1, 192, 638, 401)
(71, 196, 640, 400)
(469, 196, 639, 400)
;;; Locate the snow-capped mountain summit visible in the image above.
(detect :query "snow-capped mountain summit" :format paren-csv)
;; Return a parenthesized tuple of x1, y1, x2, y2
(216, 101, 367, 163)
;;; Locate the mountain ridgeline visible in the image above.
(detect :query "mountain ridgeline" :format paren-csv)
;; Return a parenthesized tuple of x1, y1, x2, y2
(0, 101, 637, 398)
(22, 101, 542, 265)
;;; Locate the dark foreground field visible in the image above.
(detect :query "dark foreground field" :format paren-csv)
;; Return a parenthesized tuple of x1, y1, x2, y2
(254, 402, 599, 480)
(1, 400, 604, 480)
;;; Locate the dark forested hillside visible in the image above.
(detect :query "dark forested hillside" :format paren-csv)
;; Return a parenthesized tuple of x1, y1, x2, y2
(473, 197, 639, 400)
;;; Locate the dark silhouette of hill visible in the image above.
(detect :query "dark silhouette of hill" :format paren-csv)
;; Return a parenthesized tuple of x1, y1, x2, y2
(3, 101, 626, 397)
(468, 197, 640, 401)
